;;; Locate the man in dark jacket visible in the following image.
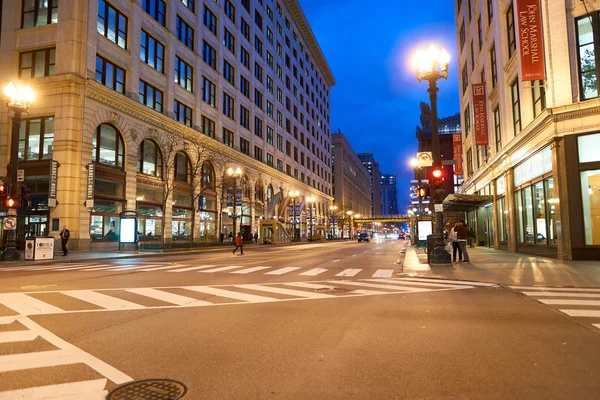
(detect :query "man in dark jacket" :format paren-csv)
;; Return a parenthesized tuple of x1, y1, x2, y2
(59, 225, 70, 256)
(455, 220, 470, 263)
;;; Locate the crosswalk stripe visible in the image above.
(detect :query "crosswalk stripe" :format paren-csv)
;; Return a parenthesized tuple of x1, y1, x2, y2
(0, 316, 17, 325)
(511, 286, 600, 292)
(137, 265, 188, 272)
(299, 268, 328, 276)
(332, 259, 340, 263)
(364, 279, 471, 289)
(559, 309, 600, 318)
(167, 265, 218, 272)
(372, 269, 393, 278)
(0, 293, 64, 315)
(265, 267, 300, 275)
(283, 282, 388, 295)
(522, 292, 600, 298)
(0, 349, 79, 373)
(55, 264, 113, 271)
(126, 288, 212, 306)
(0, 330, 37, 343)
(62, 290, 145, 310)
(231, 266, 271, 274)
(593, 324, 600, 330)
(183, 286, 277, 303)
(326, 280, 429, 292)
(402, 277, 496, 287)
(235, 284, 334, 299)
(200, 266, 244, 273)
(336, 269, 361, 277)
(0, 379, 108, 400)
(539, 299, 600, 306)
(101, 264, 163, 272)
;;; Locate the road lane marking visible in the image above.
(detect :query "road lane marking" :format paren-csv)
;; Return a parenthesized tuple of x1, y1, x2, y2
(183, 286, 277, 303)
(335, 269, 361, 277)
(332, 259, 340, 263)
(264, 267, 300, 275)
(283, 282, 388, 295)
(0, 316, 17, 325)
(326, 280, 430, 292)
(511, 286, 600, 292)
(236, 284, 334, 299)
(364, 279, 471, 289)
(559, 309, 600, 318)
(138, 265, 191, 272)
(539, 299, 600, 306)
(62, 290, 145, 310)
(0, 349, 80, 373)
(126, 288, 212, 306)
(372, 269, 393, 278)
(0, 330, 37, 343)
(351, 255, 356, 257)
(101, 264, 163, 272)
(167, 265, 218, 272)
(0, 379, 108, 400)
(0, 293, 64, 315)
(200, 266, 245, 273)
(54, 264, 113, 271)
(402, 277, 496, 287)
(593, 324, 600, 330)
(231, 266, 271, 274)
(522, 292, 600, 298)
(299, 268, 328, 276)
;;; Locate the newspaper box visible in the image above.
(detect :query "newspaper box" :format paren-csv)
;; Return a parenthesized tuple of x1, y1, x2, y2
(24, 237, 55, 261)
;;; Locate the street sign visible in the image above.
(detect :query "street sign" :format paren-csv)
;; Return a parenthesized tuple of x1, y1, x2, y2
(8, 208, 16, 216)
(442, 160, 457, 165)
(3, 217, 16, 230)
(434, 204, 444, 212)
(17, 169, 24, 182)
(416, 152, 433, 167)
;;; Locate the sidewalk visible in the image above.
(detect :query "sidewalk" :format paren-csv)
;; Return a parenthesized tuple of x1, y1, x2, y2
(402, 245, 600, 287)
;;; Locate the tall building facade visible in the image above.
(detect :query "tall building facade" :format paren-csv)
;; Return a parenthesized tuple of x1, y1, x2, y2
(0, 0, 335, 250)
(380, 174, 398, 215)
(454, 0, 600, 260)
(331, 132, 371, 217)
(358, 153, 382, 216)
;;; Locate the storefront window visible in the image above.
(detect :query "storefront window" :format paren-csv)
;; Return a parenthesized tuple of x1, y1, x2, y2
(578, 133, 600, 163)
(516, 190, 524, 243)
(523, 187, 534, 244)
(137, 204, 163, 240)
(90, 200, 123, 241)
(94, 178, 124, 197)
(137, 186, 163, 203)
(172, 207, 192, 240)
(545, 178, 557, 244)
(581, 169, 600, 245)
(533, 182, 546, 243)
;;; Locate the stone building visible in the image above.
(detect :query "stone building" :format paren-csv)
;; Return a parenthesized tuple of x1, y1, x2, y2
(358, 153, 382, 216)
(380, 174, 398, 216)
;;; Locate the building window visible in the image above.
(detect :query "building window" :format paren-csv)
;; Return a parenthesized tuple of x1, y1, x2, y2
(92, 124, 124, 168)
(174, 57, 193, 92)
(255, 35, 263, 57)
(223, 127, 234, 147)
(224, 28, 235, 54)
(202, 76, 216, 107)
(581, 167, 600, 245)
(140, 31, 164, 73)
(511, 79, 521, 136)
(23, 0, 58, 28)
(477, 17, 482, 51)
(254, 146, 263, 162)
(254, 62, 263, 82)
(223, 60, 235, 86)
(18, 117, 54, 161)
(267, 27, 274, 45)
(286, 140, 291, 156)
(267, 76, 274, 94)
(223, 92, 235, 119)
(241, 46, 250, 69)
(466, 149, 473, 176)
(267, 153, 274, 167)
(181, 0, 194, 12)
(255, 9, 263, 30)
(97, 0, 127, 49)
(201, 116, 216, 138)
(176, 16, 194, 50)
(490, 43, 497, 88)
(267, 126, 273, 145)
(267, 100, 274, 118)
(240, 76, 250, 98)
(240, 137, 250, 155)
(266, 51, 274, 69)
(203, 5, 217, 35)
(277, 159, 283, 172)
(175, 152, 191, 183)
(277, 134, 283, 151)
(576, 15, 599, 100)
(493, 107, 501, 152)
(532, 80, 547, 117)
(138, 140, 163, 178)
(464, 104, 471, 136)
(19, 48, 55, 78)
(487, 0, 493, 25)
(506, 4, 516, 59)
(470, 41, 475, 71)
(241, 18, 250, 41)
(240, 106, 250, 129)
(139, 80, 163, 112)
(462, 63, 468, 94)
(95, 55, 125, 94)
(142, 0, 166, 26)
(254, 89, 263, 109)
(459, 22, 465, 50)
(254, 117, 263, 138)
(224, 0, 235, 22)
(174, 100, 192, 127)
(241, 0, 250, 12)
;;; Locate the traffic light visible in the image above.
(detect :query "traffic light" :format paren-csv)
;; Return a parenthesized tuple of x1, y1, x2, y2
(431, 167, 444, 199)
(0, 183, 5, 195)
(5, 196, 16, 208)
(416, 186, 430, 198)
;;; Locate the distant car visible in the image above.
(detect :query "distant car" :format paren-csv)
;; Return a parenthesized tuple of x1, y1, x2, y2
(358, 233, 370, 243)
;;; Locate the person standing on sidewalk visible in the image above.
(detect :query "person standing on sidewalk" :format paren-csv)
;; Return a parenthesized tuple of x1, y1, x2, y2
(233, 232, 244, 255)
(59, 225, 70, 256)
(253, 232, 259, 244)
(455, 220, 470, 263)
(450, 221, 462, 262)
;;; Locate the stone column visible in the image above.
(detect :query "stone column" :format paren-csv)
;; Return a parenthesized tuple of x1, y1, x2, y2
(505, 168, 518, 253)
(491, 180, 500, 249)
(163, 183, 173, 244)
(551, 138, 572, 260)
(215, 174, 223, 238)
(193, 186, 201, 242)
(250, 181, 256, 234)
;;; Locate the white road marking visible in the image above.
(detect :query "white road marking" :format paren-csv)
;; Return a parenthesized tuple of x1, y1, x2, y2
(102, 264, 163, 272)
(183, 286, 277, 303)
(335, 269, 361, 277)
(284, 282, 387, 295)
(0, 349, 79, 373)
(522, 292, 600, 298)
(167, 265, 218, 272)
(332, 259, 340, 263)
(0, 293, 64, 315)
(511, 286, 600, 292)
(138, 265, 190, 272)
(402, 277, 496, 287)
(200, 265, 245, 273)
(0, 330, 37, 343)
(593, 324, 600, 330)
(236, 284, 334, 299)
(0, 379, 108, 400)
(264, 267, 300, 275)
(372, 269, 393, 278)
(559, 309, 600, 318)
(538, 299, 600, 306)
(326, 280, 431, 292)
(231, 266, 271, 274)
(365, 279, 471, 289)
(62, 290, 145, 310)
(351, 254, 357, 257)
(126, 288, 212, 306)
(54, 264, 113, 271)
(0, 316, 16, 325)
(299, 268, 328, 276)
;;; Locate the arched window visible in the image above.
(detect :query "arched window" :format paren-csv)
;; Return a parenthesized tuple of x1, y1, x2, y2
(92, 124, 124, 168)
(243, 176, 251, 199)
(255, 183, 264, 202)
(201, 161, 214, 189)
(137, 139, 163, 178)
(174, 152, 191, 183)
(267, 185, 273, 203)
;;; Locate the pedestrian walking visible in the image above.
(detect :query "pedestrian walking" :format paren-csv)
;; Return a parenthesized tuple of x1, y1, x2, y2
(253, 232, 259, 244)
(450, 221, 462, 262)
(455, 220, 470, 263)
(59, 225, 70, 256)
(228, 232, 234, 243)
(233, 232, 244, 255)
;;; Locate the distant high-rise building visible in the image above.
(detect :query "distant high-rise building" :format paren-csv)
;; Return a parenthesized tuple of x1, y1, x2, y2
(358, 153, 382, 216)
(380, 174, 398, 215)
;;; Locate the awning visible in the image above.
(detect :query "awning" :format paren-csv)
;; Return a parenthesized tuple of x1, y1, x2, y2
(442, 194, 493, 212)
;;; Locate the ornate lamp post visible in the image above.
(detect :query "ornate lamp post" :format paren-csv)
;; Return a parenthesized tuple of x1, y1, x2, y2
(346, 210, 353, 240)
(1, 82, 34, 261)
(329, 205, 338, 238)
(226, 167, 243, 237)
(289, 190, 300, 241)
(413, 44, 452, 264)
(306, 195, 316, 240)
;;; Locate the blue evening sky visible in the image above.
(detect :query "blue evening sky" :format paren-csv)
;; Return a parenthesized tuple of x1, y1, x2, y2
(299, 0, 460, 207)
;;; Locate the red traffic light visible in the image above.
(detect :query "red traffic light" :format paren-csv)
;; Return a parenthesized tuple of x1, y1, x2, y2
(432, 168, 443, 179)
(0, 184, 5, 194)
(5, 197, 16, 208)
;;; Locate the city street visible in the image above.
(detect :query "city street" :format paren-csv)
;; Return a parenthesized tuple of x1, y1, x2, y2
(0, 239, 599, 399)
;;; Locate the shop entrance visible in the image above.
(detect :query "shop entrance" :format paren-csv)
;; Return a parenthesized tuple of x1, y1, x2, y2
(24, 214, 49, 237)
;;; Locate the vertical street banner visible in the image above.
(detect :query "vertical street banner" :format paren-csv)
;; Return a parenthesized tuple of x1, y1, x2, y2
(472, 83, 489, 146)
(48, 160, 59, 208)
(453, 133, 464, 176)
(516, 0, 546, 81)
(86, 163, 95, 208)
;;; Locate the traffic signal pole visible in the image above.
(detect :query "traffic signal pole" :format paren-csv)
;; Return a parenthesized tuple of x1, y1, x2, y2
(2, 107, 23, 261)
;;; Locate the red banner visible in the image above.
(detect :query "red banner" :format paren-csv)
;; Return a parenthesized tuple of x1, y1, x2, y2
(516, 0, 546, 81)
(472, 83, 488, 146)
(453, 133, 463, 176)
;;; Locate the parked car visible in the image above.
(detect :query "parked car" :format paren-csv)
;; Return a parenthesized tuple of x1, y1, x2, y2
(358, 233, 370, 243)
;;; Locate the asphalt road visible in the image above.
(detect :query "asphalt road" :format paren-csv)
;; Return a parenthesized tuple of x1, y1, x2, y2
(1, 239, 599, 399)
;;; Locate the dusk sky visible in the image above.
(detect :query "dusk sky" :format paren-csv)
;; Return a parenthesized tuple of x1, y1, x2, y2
(299, 0, 460, 208)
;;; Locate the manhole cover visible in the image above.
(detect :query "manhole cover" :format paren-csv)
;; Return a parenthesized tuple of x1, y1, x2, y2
(315, 287, 350, 294)
(107, 379, 187, 400)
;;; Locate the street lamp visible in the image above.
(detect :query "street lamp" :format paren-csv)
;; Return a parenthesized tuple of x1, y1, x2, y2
(413, 44, 452, 264)
(289, 190, 300, 241)
(226, 166, 243, 237)
(329, 205, 338, 239)
(306, 195, 316, 240)
(1, 82, 34, 261)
